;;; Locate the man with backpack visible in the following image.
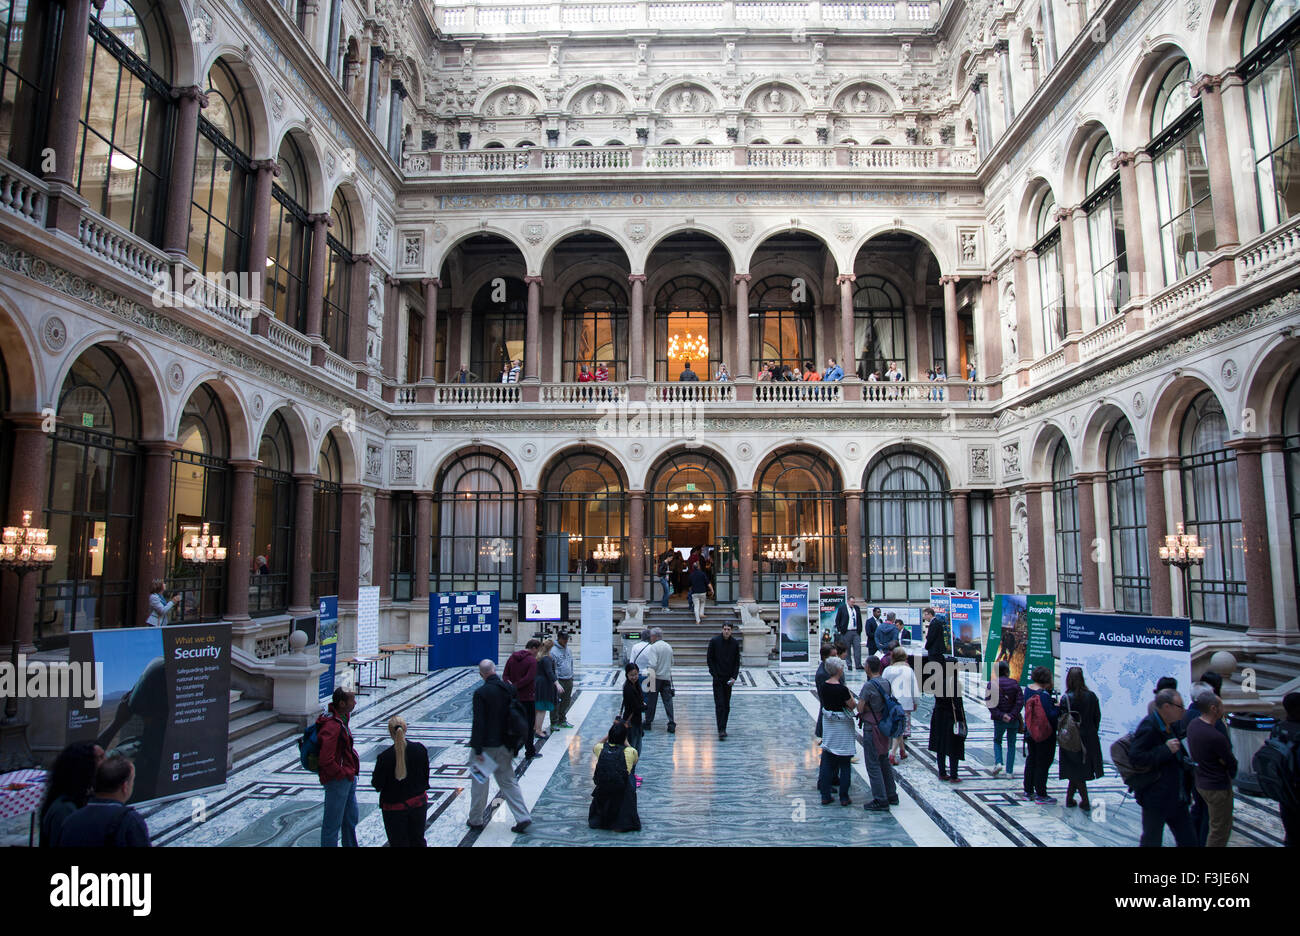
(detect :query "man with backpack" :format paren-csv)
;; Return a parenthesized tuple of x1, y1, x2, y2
(468, 659, 532, 834)
(856, 655, 901, 811)
(1255, 690, 1300, 847)
(1128, 688, 1196, 847)
(503, 638, 541, 759)
(316, 687, 361, 847)
(55, 755, 151, 847)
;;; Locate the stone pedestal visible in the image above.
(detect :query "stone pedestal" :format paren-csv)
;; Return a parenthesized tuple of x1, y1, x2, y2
(273, 630, 329, 727)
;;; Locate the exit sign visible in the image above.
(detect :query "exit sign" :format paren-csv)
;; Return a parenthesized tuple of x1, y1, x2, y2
(685, 483, 696, 491)
(81, 413, 94, 428)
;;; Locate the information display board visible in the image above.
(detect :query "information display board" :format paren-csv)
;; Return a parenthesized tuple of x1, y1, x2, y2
(580, 586, 614, 665)
(430, 591, 500, 671)
(780, 582, 810, 663)
(356, 586, 380, 655)
(318, 596, 338, 703)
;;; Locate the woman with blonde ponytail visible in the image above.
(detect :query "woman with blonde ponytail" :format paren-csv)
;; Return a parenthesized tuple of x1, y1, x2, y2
(371, 715, 430, 846)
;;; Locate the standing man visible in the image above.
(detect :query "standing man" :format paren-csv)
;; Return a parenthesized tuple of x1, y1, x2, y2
(467, 660, 532, 834)
(550, 630, 576, 730)
(856, 656, 900, 811)
(317, 687, 361, 847)
(707, 622, 741, 740)
(643, 628, 676, 733)
(835, 598, 863, 672)
(503, 638, 541, 759)
(689, 561, 714, 624)
(865, 607, 884, 658)
(1129, 688, 1196, 847)
(55, 756, 152, 847)
(1185, 690, 1237, 847)
(657, 550, 673, 609)
(922, 606, 947, 658)
(679, 361, 699, 382)
(823, 358, 844, 381)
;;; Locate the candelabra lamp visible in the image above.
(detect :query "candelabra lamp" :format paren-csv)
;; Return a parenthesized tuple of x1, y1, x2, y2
(1159, 521, 1206, 621)
(1, 511, 57, 723)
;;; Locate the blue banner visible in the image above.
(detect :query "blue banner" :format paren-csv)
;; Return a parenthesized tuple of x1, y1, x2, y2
(318, 596, 338, 704)
(430, 591, 500, 671)
(779, 582, 810, 663)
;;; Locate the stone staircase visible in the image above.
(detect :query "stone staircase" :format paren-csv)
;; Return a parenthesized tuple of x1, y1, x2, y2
(1218, 646, 1300, 715)
(638, 603, 743, 667)
(227, 689, 298, 765)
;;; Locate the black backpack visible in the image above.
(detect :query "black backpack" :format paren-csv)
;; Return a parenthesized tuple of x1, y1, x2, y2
(593, 743, 629, 795)
(500, 682, 531, 755)
(1253, 734, 1300, 809)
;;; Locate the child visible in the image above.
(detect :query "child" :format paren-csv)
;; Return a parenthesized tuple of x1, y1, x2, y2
(620, 663, 645, 786)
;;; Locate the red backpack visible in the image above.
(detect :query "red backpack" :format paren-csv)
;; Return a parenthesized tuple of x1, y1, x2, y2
(1024, 692, 1052, 742)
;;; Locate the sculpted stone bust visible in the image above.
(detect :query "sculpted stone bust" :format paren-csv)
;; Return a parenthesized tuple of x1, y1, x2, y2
(591, 90, 606, 113)
(503, 91, 519, 115)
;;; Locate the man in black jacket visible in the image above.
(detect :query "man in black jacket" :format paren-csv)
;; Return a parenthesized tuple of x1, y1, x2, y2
(1129, 688, 1196, 847)
(56, 755, 151, 847)
(707, 623, 742, 739)
(834, 599, 863, 671)
(467, 660, 532, 833)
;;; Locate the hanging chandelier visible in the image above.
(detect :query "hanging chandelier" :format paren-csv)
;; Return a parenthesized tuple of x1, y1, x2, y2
(182, 523, 227, 563)
(763, 537, 795, 561)
(667, 332, 709, 362)
(0, 510, 56, 565)
(569, 532, 582, 544)
(592, 537, 621, 561)
(667, 496, 711, 520)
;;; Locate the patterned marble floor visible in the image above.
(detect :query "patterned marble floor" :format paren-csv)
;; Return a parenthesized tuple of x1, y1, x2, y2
(2, 661, 1287, 847)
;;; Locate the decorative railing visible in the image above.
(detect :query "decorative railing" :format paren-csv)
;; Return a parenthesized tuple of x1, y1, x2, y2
(440, 150, 533, 173)
(541, 383, 628, 403)
(1029, 348, 1068, 385)
(433, 383, 522, 404)
(848, 146, 978, 170)
(77, 214, 169, 285)
(647, 381, 737, 403)
(0, 165, 47, 226)
(1237, 214, 1300, 286)
(321, 351, 356, 385)
(395, 385, 420, 404)
(746, 146, 834, 169)
(264, 317, 312, 363)
(543, 147, 633, 171)
(647, 146, 733, 170)
(861, 380, 961, 401)
(1078, 315, 1128, 362)
(1144, 268, 1213, 329)
(754, 381, 844, 403)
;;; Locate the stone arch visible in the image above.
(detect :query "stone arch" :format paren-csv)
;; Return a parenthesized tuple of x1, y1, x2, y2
(828, 77, 901, 113)
(560, 79, 636, 114)
(1146, 370, 1229, 457)
(53, 334, 168, 441)
(318, 424, 360, 485)
(197, 48, 275, 159)
(741, 224, 844, 275)
(1026, 420, 1077, 481)
(0, 291, 42, 413)
(1079, 399, 1144, 471)
(1015, 176, 1058, 250)
(326, 178, 369, 254)
(539, 225, 634, 273)
(474, 81, 545, 117)
(1118, 40, 1200, 151)
(641, 442, 738, 493)
(430, 228, 532, 283)
(650, 79, 723, 113)
(274, 123, 327, 213)
(1241, 333, 1300, 436)
(426, 443, 523, 492)
(750, 440, 847, 492)
(538, 443, 631, 491)
(848, 224, 954, 277)
(1062, 119, 1119, 206)
(159, 0, 200, 85)
(743, 80, 809, 112)
(174, 372, 254, 461)
(860, 440, 957, 487)
(1205, 0, 1257, 74)
(253, 404, 312, 475)
(549, 256, 634, 307)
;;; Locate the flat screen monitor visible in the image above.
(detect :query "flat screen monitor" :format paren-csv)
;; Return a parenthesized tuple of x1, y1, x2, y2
(519, 592, 568, 622)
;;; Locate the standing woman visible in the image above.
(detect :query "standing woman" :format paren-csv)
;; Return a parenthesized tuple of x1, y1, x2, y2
(883, 647, 920, 765)
(1058, 666, 1103, 810)
(927, 653, 967, 781)
(534, 638, 563, 740)
(371, 716, 430, 846)
(146, 580, 175, 626)
(1022, 665, 1060, 804)
(40, 742, 104, 846)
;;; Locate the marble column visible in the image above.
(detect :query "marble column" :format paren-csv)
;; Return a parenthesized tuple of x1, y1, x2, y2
(290, 474, 316, 613)
(224, 459, 258, 624)
(1025, 483, 1048, 594)
(1229, 439, 1277, 638)
(414, 492, 432, 600)
(1012, 251, 1033, 372)
(1055, 207, 1083, 344)
(382, 276, 401, 381)
(348, 254, 372, 368)
(953, 489, 972, 590)
(1112, 151, 1149, 302)
(1191, 74, 1241, 253)
(521, 492, 539, 592)
(996, 38, 1015, 127)
(734, 274, 752, 379)
(304, 213, 331, 340)
(43, 0, 96, 235)
(373, 490, 392, 598)
(1136, 458, 1174, 617)
(1074, 472, 1100, 610)
(940, 274, 963, 399)
(981, 273, 1001, 382)
(837, 273, 856, 377)
(524, 276, 543, 381)
(134, 442, 180, 625)
(628, 274, 646, 380)
(845, 490, 863, 601)
(421, 278, 441, 381)
(628, 491, 646, 601)
(0, 417, 50, 652)
(992, 490, 1014, 595)
(162, 85, 208, 257)
(737, 491, 755, 602)
(339, 484, 362, 603)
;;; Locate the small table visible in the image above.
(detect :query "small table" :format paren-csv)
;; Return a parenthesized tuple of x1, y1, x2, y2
(0, 768, 48, 847)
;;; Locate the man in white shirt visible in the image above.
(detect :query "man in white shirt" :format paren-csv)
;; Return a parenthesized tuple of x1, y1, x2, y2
(643, 628, 676, 733)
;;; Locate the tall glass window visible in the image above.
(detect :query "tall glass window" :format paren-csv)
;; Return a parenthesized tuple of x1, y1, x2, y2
(1150, 60, 1216, 283)
(654, 276, 723, 381)
(1180, 392, 1248, 627)
(167, 385, 230, 623)
(853, 276, 908, 380)
(251, 412, 294, 615)
(540, 449, 627, 602)
(863, 448, 954, 601)
(434, 450, 520, 600)
(749, 275, 814, 375)
(1052, 443, 1082, 608)
(1034, 192, 1066, 354)
(0, 1, 60, 172)
(190, 60, 253, 278)
(562, 278, 628, 381)
(389, 493, 415, 602)
(1107, 418, 1151, 613)
(1083, 137, 1130, 323)
(77, 0, 176, 244)
(323, 189, 354, 357)
(470, 278, 526, 381)
(754, 451, 844, 601)
(971, 492, 996, 598)
(1242, 0, 1300, 231)
(266, 137, 312, 334)
(40, 347, 141, 633)
(312, 435, 342, 602)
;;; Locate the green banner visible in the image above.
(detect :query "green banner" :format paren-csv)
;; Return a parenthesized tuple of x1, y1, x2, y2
(985, 594, 1056, 685)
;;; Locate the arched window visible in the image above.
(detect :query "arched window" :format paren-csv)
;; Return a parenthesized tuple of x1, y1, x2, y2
(1283, 373, 1300, 623)
(190, 59, 254, 278)
(389, 492, 415, 601)
(40, 347, 142, 633)
(0, 3, 59, 172)
(168, 385, 231, 623)
(252, 412, 295, 614)
(1107, 417, 1150, 613)
(1180, 392, 1247, 626)
(1242, 0, 1300, 231)
(312, 434, 342, 602)
(562, 277, 628, 381)
(654, 275, 722, 381)
(540, 449, 627, 601)
(77, 0, 176, 244)
(434, 450, 519, 600)
(267, 136, 313, 334)
(755, 451, 844, 602)
(323, 189, 354, 357)
(1051, 442, 1082, 608)
(863, 448, 953, 601)
(970, 492, 996, 598)
(749, 275, 814, 376)
(1151, 60, 1216, 283)
(1034, 190, 1066, 353)
(1083, 136, 1130, 324)
(647, 451, 735, 603)
(853, 275, 908, 380)
(471, 278, 526, 381)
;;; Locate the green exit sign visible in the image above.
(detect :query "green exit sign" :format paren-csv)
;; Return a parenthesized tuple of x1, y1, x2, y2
(685, 483, 696, 491)
(81, 413, 94, 428)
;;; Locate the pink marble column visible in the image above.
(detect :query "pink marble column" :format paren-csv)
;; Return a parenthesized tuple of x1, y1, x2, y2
(246, 160, 279, 313)
(837, 273, 856, 376)
(162, 85, 208, 257)
(981, 273, 1001, 381)
(1074, 472, 1100, 610)
(1191, 74, 1241, 253)
(734, 274, 752, 379)
(524, 276, 543, 382)
(1136, 458, 1174, 617)
(43, 0, 97, 235)
(339, 484, 362, 603)
(1025, 483, 1049, 594)
(521, 492, 539, 592)
(305, 213, 331, 340)
(737, 491, 755, 602)
(1229, 439, 1277, 638)
(135, 442, 181, 625)
(992, 490, 1014, 595)
(421, 278, 441, 381)
(373, 490, 392, 598)
(628, 274, 647, 380)
(348, 254, 372, 368)
(953, 489, 972, 590)
(0, 417, 50, 651)
(290, 474, 316, 613)
(224, 459, 258, 624)
(844, 490, 863, 601)
(628, 491, 645, 601)
(1012, 251, 1033, 379)
(1112, 151, 1149, 303)
(382, 276, 401, 381)
(414, 492, 432, 600)
(940, 274, 964, 400)
(1055, 207, 1083, 346)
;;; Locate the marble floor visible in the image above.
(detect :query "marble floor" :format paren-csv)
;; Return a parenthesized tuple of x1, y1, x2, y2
(3, 662, 1287, 847)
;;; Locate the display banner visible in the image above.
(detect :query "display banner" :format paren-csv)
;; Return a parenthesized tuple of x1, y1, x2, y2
(948, 591, 982, 661)
(580, 585, 615, 665)
(984, 594, 1054, 683)
(818, 586, 847, 644)
(67, 623, 231, 806)
(318, 596, 338, 703)
(356, 585, 380, 655)
(1059, 611, 1192, 759)
(430, 591, 500, 671)
(928, 587, 952, 619)
(779, 582, 810, 663)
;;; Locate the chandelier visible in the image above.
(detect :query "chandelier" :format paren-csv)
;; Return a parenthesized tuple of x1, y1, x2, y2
(667, 332, 709, 362)
(667, 497, 712, 520)
(1159, 522, 1206, 567)
(569, 532, 582, 544)
(182, 523, 227, 563)
(592, 537, 621, 561)
(763, 537, 795, 561)
(0, 510, 56, 566)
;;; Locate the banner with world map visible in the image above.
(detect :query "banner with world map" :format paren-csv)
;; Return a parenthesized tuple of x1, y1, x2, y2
(1059, 612, 1192, 761)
